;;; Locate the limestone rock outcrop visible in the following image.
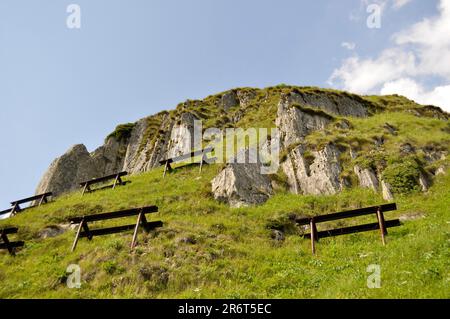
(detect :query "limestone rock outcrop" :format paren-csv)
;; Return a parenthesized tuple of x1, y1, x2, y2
(287, 90, 369, 118)
(211, 149, 273, 208)
(167, 112, 199, 159)
(276, 91, 369, 147)
(220, 91, 240, 111)
(354, 165, 379, 191)
(281, 143, 343, 195)
(35, 144, 99, 196)
(211, 162, 273, 208)
(91, 136, 129, 176)
(381, 180, 394, 201)
(35, 111, 199, 196)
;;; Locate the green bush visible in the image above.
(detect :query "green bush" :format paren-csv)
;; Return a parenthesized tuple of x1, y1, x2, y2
(382, 158, 421, 194)
(102, 261, 125, 275)
(106, 123, 136, 142)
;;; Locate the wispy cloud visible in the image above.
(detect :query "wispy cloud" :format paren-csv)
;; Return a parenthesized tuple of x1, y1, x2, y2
(330, 0, 450, 111)
(341, 42, 356, 50)
(349, 0, 413, 22)
(392, 0, 413, 10)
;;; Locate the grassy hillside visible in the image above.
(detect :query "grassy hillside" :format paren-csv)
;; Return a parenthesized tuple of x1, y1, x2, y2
(0, 87, 449, 299)
(0, 163, 448, 298)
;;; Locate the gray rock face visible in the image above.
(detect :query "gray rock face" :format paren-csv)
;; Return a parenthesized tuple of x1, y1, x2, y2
(123, 113, 174, 173)
(354, 165, 379, 191)
(288, 90, 369, 118)
(91, 137, 128, 176)
(422, 146, 447, 162)
(435, 166, 446, 175)
(276, 91, 369, 148)
(35, 144, 99, 196)
(144, 114, 176, 171)
(38, 225, 70, 239)
(271, 230, 285, 242)
(400, 143, 415, 155)
(381, 180, 394, 201)
(220, 89, 257, 111)
(35, 111, 185, 196)
(236, 89, 257, 107)
(276, 97, 332, 147)
(274, 91, 374, 198)
(221, 91, 240, 111)
(383, 122, 398, 135)
(282, 143, 343, 195)
(122, 117, 153, 174)
(167, 112, 199, 159)
(211, 152, 273, 208)
(419, 173, 430, 192)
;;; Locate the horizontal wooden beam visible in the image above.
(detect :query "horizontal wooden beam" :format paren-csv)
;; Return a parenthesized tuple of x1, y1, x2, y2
(0, 209, 12, 216)
(296, 203, 397, 225)
(69, 206, 158, 223)
(0, 241, 24, 250)
(142, 221, 164, 231)
(0, 227, 19, 235)
(10, 192, 53, 206)
(79, 171, 128, 186)
(79, 221, 163, 238)
(302, 219, 401, 239)
(80, 181, 131, 193)
(159, 147, 214, 165)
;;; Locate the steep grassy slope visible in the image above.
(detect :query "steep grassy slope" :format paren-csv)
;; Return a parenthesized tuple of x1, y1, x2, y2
(0, 163, 448, 298)
(1, 87, 449, 298)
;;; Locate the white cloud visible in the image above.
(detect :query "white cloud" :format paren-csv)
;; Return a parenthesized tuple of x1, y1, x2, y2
(392, 0, 412, 10)
(341, 42, 356, 50)
(328, 48, 416, 93)
(329, 0, 450, 112)
(393, 0, 450, 78)
(381, 78, 450, 110)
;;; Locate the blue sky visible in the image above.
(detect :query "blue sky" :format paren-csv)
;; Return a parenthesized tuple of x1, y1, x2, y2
(0, 0, 446, 206)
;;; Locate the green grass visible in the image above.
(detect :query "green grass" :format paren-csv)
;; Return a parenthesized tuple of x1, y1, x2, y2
(0, 163, 449, 298)
(106, 123, 136, 142)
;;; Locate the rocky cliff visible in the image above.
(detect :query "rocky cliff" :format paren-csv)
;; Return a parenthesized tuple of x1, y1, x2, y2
(35, 86, 449, 207)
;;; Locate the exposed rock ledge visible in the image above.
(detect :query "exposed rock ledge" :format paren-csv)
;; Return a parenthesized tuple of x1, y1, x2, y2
(211, 150, 273, 208)
(35, 111, 198, 197)
(281, 143, 344, 195)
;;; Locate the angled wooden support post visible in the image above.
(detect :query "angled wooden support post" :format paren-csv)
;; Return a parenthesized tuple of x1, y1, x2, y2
(71, 218, 85, 252)
(141, 213, 149, 229)
(376, 208, 387, 246)
(82, 221, 93, 240)
(38, 194, 46, 206)
(10, 203, 20, 216)
(199, 153, 206, 173)
(112, 174, 120, 189)
(1, 232, 14, 256)
(310, 218, 317, 255)
(163, 161, 171, 178)
(81, 183, 90, 196)
(130, 209, 144, 250)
